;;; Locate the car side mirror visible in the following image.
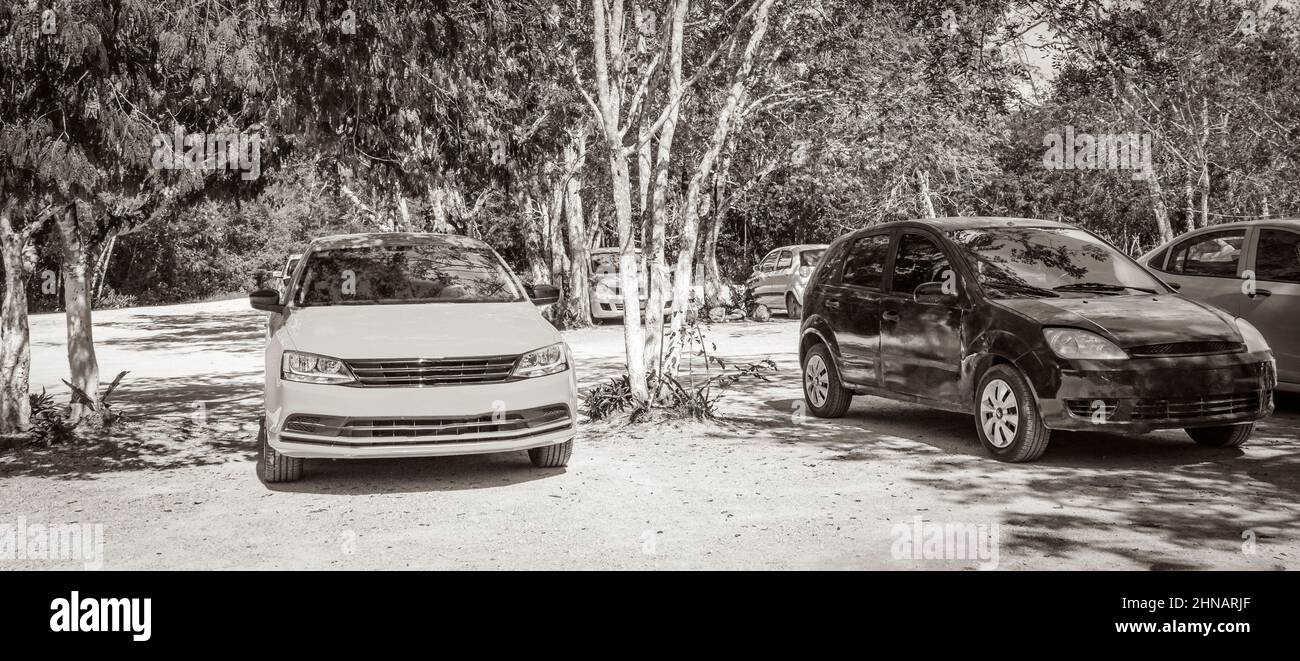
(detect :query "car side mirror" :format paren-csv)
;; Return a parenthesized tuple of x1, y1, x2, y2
(249, 289, 285, 314)
(528, 283, 561, 306)
(914, 282, 957, 305)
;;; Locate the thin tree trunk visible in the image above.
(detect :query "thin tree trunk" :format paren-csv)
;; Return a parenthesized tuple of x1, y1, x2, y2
(916, 169, 937, 218)
(56, 204, 100, 423)
(591, 0, 649, 403)
(0, 205, 44, 434)
(1142, 167, 1175, 243)
(643, 0, 689, 382)
(665, 0, 776, 374)
(563, 135, 593, 326)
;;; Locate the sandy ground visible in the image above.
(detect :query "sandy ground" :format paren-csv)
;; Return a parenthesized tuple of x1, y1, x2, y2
(3, 298, 1298, 570)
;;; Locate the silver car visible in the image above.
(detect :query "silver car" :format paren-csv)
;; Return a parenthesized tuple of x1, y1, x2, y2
(746, 244, 828, 317)
(1139, 218, 1299, 392)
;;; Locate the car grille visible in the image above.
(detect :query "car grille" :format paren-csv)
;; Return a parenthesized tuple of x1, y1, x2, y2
(1130, 392, 1261, 421)
(282, 405, 571, 442)
(344, 355, 519, 387)
(1127, 341, 1244, 357)
(1065, 399, 1117, 419)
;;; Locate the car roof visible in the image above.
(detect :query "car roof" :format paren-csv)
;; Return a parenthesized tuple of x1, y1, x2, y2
(882, 217, 1073, 232)
(1168, 217, 1300, 231)
(762, 244, 829, 254)
(305, 232, 492, 251)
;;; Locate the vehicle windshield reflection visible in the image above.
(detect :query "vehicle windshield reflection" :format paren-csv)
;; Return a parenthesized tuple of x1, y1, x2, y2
(948, 227, 1166, 299)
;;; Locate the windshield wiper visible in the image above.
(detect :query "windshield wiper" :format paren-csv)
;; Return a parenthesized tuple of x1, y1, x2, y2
(1053, 282, 1157, 295)
(985, 281, 1059, 298)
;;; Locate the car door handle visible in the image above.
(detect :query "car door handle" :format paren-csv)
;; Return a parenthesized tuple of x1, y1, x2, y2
(825, 298, 841, 309)
(1248, 288, 1272, 298)
(881, 310, 900, 322)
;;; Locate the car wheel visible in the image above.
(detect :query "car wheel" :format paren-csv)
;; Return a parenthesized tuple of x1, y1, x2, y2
(975, 365, 1050, 462)
(786, 294, 801, 319)
(529, 439, 573, 467)
(802, 343, 852, 418)
(257, 417, 304, 483)
(1186, 423, 1253, 448)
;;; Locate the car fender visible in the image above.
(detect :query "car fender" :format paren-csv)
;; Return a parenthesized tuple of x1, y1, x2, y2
(799, 315, 840, 363)
(963, 327, 1051, 403)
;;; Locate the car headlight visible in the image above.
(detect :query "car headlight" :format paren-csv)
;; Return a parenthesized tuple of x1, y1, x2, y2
(1235, 317, 1271, 354)
(1043, 328, 1128, 360)
(281, 351, 356, 384)
(512, 343, 568, 378)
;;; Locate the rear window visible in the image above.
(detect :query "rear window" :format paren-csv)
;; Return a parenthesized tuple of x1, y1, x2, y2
(294, 243, 525, 306)
(800, 249, 825, 267)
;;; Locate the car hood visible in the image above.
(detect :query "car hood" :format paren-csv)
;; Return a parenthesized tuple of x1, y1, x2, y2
(996, 295, 1240, 347)
(281, 302, 560, 359)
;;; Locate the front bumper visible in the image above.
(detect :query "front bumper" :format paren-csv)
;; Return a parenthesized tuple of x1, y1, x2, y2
(266, 369, 577, 459)
(591, 298, 672, 319)
(1031, 351, 1276, 432)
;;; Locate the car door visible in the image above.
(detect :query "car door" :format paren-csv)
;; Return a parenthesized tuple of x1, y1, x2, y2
(771, 250, 795, 308)
(1243, 226, 1300, 386)
(1153, 228, 1247, 317)
(747, 250, 779, 306)
(828, 233, 891, 386)
(879, 231, 965, 403)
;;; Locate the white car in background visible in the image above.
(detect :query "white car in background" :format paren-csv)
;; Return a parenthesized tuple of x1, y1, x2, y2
(1139, 218, 1300, 392)
(589, 247, 679, 323)
(249, 233, 577, 483)
(746, 244, 828, 317)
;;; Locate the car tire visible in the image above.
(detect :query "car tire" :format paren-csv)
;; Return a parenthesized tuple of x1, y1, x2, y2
(786, 294, 801, 319)
(1186, 423, 1253, 448)
(974, 365, 1051, 462)
(257, 417, 304, 483)
(529, 439, 573, 467)
(802, 343, 852, 418)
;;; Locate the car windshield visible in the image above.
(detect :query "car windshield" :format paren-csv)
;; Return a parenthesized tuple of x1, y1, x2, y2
(800, 249, 825, 266)
(948, 227, 1166, 299)
(294, 242, 525, 306)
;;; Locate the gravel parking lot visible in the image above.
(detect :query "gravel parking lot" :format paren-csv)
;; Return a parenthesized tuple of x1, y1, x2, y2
(3, 298, 1297, 569)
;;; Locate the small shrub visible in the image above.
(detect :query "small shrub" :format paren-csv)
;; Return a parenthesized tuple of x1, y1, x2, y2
(28, 390, 77, 445)
(582, 375, 641, 421)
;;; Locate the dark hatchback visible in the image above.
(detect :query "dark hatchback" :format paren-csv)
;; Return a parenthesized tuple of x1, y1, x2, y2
(798, 217, 1276, 462)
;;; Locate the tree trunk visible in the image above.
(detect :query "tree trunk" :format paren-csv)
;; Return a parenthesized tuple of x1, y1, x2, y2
(56, 204, 100, 422)
(1142, 167, 1175, 244)
(0, 206, 41, 434)
(702, 136, 738, 306)
(521, 188, 549, 285)
(665, 0, 775, 374)
(916, 169, 937, 218)
(563, 138, 593, 326)
(642, 0, 689, 382)
(591, 0, 649, 403)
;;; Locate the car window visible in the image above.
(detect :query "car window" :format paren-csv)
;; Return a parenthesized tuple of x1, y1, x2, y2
(591, 252, 620, 275)
(775, 250, 793, 270)
(1256, 229, 1300, 283)
(295, 243, 525, 306)
(948, 227, 1165, 299)
(814, 242, 849, 284)
(891, 233, 951, 295)
(1146, 247, 1169, 272)
(841, 234, 890, 289)
(1169, 230, 1245, 278)
(799, 249, 825, 267)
